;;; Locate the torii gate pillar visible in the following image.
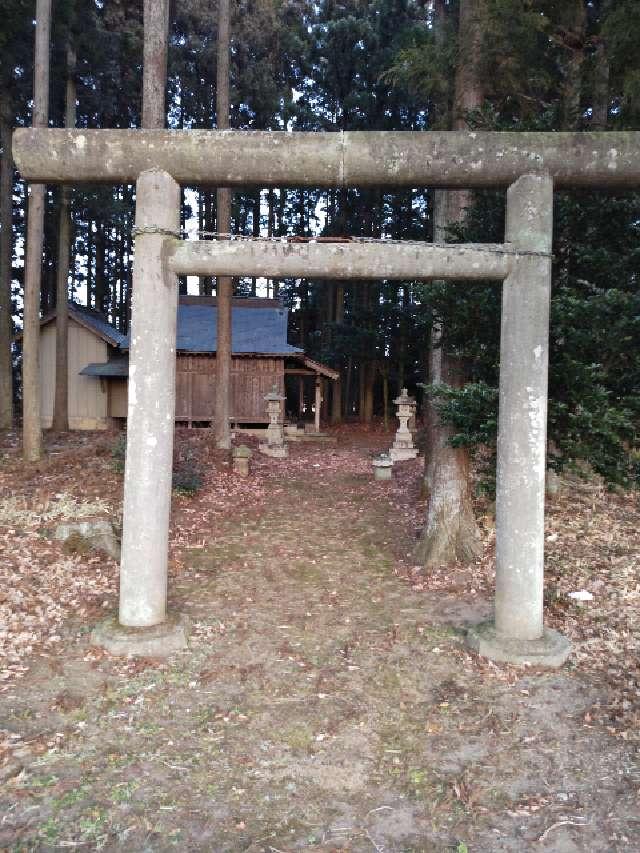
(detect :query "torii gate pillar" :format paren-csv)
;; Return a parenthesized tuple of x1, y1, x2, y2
(91, 169, 189, 655)
(467, 174, 570, 666)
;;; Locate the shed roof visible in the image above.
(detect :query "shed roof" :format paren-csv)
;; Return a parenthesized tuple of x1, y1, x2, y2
(16, 302, 128, 349)
(80, 356, 129, 378)
(70, 304, 129, 348)
(297, 356, 340, 380)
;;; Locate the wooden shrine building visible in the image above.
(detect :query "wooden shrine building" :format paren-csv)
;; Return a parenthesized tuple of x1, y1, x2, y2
(34, 296, 338, 430)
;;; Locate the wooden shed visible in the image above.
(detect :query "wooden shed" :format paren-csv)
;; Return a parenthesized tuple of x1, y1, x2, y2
(35, 303, 128, 430)
(38, 296, 337, 429)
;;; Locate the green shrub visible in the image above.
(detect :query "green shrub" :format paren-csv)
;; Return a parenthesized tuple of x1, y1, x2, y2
(172, 450, 204, 496)
(111, 434, 126, 473)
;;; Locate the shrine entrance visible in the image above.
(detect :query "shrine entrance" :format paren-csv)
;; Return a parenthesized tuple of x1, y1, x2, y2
(14, 127, 640, 665)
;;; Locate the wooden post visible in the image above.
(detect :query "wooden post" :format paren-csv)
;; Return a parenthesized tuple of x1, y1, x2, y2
(314, 376, 321, 433)
(298, 375, 304, 417)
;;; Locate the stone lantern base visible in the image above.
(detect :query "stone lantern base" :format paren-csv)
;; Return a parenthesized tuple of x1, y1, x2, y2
(259, 442, 288, 459)
(389, 445, 418, 462)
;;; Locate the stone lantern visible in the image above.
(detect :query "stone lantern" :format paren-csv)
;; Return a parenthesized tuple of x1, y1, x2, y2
(389, 387, 418, 462)
(259, 385, 288, 458)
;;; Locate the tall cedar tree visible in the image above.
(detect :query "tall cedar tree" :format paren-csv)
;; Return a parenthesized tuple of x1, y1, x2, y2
(416, 0, 483, 567)
(215, 0, 233, 449)
(0, 98, 13, 427)
(22, 0, 51, 461)
(52, 39, 76, 432)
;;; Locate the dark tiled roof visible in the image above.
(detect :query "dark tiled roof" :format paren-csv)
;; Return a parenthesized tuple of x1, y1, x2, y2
(79, 357, 129, 378)
(123, 303, 302, 355)
(68, 303, 128, 349)
(79, 302, 303, 378)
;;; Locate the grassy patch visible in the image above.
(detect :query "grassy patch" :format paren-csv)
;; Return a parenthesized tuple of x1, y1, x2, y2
(110, 781, 139, 804)
(281, 724, 315, 752)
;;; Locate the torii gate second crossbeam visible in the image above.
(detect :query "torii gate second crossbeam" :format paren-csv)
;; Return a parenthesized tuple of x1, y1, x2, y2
(15, 128, 639, 664)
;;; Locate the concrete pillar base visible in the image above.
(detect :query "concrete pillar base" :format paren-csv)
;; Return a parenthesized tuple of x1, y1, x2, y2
(466, 621, 570, 668)
(91, 613, 190, 657)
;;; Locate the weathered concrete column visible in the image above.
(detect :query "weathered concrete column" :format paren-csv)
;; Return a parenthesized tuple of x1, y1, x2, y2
(120, 169, 179, 627)
(468, 174, 570, 667)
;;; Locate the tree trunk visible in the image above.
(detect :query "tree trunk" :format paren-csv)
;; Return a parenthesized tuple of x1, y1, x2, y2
(251, 189, 260, 296)
(397, 284, 408, 395)
(344, 354, 353, 419)
(363, 360, 375, 424)
(382, 367, 389, 431)
(110, 211, 118, 321)
(215, 0, 232, 449)
(52, 45, 76, 431)
(267, 188, 277, 297)
(23, 0, 51, 460)
(358, 361, 366, 422)
(94, 220, 107, 313)
(124, 207, 133, 331)
(178, 187, 187, 295)
(416, 335, 481, 566)
(561, 1, 587, 130)
(330, 282, 343, 424)
(0, 100, 14, 429)
(591, 37, 609, 130)
(85, 218, 93, 308)
(198, 190, 206, 295)
(142, 0, 170, 129)
(417, 0, 483, 567)
(118, 221, 126, 329)
(42, 193, 57, 315)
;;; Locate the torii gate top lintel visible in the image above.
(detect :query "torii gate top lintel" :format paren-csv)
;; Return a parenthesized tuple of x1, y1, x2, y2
(12, 127, 640, 189)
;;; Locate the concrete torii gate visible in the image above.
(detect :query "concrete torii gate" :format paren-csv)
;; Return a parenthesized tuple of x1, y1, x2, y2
(13, 128, 640, 665)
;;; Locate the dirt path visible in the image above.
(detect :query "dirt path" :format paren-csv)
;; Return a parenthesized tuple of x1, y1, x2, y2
(0, 437, 638, 851)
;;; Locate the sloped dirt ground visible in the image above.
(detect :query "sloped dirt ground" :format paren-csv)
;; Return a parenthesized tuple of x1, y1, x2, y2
(0, 426, 638, 852)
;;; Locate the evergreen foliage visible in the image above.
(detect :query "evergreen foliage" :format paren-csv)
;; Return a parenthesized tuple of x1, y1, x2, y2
(0, 0, 638, 485)
(403, 0, 640, 487)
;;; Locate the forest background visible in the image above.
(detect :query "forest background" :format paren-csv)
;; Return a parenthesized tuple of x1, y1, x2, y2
(1, 0, 639, 492)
